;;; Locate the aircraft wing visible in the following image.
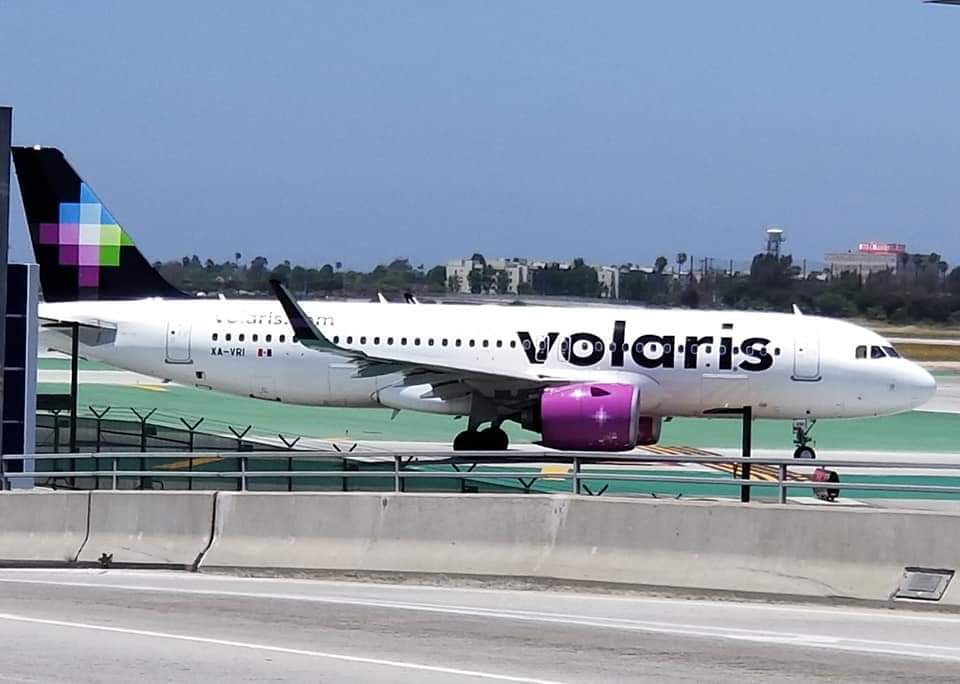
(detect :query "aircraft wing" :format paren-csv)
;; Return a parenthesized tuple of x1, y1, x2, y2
(269, 280, 576, 387)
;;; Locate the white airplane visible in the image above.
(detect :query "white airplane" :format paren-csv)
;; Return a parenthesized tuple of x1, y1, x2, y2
(12, 146, 937, 454)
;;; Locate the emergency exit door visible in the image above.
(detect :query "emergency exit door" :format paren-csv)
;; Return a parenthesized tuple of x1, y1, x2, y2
(165, 321, 192, 364)
(792, 334, 820, 380)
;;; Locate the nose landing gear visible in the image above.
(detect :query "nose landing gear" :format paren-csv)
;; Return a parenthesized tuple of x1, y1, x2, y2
(793, 419, 816, 459)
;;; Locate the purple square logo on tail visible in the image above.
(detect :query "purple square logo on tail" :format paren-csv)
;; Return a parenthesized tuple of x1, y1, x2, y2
(78, 266, 100, 287)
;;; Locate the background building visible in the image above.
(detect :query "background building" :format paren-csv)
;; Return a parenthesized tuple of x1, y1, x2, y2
(825, 241, 905, 277)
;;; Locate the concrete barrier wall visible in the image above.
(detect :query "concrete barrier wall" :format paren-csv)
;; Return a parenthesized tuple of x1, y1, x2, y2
(0, 491, 89, 565)
(78, 492, 215, 568)
(203, 492, 960, 605)
(203, 492, 566, 575)
(3, 491, 959, 605)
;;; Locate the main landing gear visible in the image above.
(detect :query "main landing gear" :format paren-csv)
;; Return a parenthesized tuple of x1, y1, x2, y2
(792, 419, 816, 459)
(453, 424, 509, 451)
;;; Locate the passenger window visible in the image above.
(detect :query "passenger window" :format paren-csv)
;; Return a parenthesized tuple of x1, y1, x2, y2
(346, 336, 353, 344)
(883, 346, 900, 358)
(455, 339, 461, 347)
(374, 337, 380, 345)
(469, 340, 476, 347)
(252, 334, 258, 342)
(360, 336, 367, 344)
(855, 345, 867, 359)
(387, 337, 394, 345)
(401, 337, 408, 345)
(496, 340, 503, 348)
(871, 345, 885, 359)
(266, 334, 272, 343)
(442, 339, 448, 346)
(279, 335, 286, 343)
(414, 338, 421, 346)
(226, 333, 231, 341)
(238, 334, 245, 342)
(482, 340, 489, 348)
(510, 340, 517, 348)
(212, 333, 218, 341)
(428, 339, 434, 346)
(333, 336, 339, 344)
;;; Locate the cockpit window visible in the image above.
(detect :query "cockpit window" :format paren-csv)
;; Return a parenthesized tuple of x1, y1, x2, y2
(870, 345, 885, 359)
(883, 346, 900, 358)
(855, 345, 867, 359)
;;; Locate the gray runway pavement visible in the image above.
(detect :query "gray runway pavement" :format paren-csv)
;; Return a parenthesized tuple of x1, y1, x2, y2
(0, 570, 957, 682)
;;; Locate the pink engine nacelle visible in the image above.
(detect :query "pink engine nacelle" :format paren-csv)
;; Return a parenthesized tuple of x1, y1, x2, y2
(539, 382, 662, 451)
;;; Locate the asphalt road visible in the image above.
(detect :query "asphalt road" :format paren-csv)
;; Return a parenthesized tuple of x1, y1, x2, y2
(0, 570, 958, 682)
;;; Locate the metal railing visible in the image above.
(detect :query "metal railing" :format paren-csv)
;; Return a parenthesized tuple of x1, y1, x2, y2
(4, 450, 960, 502)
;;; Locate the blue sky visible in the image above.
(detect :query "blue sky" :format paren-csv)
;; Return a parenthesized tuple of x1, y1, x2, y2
(3, 1, 959, 269)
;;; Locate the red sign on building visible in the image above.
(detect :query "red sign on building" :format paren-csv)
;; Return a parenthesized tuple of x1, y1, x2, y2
(857, 241, 906, 255)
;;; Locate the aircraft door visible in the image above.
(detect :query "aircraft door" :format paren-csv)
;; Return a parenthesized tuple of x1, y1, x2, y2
(165, 321, 192, 364)
(792, 334, 821, 381)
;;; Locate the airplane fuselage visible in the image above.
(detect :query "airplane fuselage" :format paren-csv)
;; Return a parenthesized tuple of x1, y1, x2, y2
(39, 299, 936, 421)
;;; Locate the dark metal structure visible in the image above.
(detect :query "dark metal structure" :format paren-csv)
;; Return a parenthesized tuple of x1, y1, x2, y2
(0, 106, 12, 458)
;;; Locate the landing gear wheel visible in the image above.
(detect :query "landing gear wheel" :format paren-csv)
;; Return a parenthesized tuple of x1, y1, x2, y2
(793, 445, 816, 460)
(479, 426, 509, 451)
(453, 430, 479, 451)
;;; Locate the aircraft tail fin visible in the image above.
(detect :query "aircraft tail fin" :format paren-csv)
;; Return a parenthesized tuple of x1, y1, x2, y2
(11, 146, 187, 302)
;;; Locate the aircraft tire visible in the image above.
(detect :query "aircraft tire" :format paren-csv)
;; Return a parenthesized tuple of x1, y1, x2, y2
(479, 426, 509, 451)
(793, 445, 816, 460)
(453, 430, 479, 451)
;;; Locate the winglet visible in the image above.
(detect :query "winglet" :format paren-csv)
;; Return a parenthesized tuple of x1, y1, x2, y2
(269, 279, 342, 352)
(792, 304, 803, 316)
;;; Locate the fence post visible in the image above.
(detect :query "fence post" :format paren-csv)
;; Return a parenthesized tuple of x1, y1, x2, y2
(278, 435, 300, 492)
(89, 406, 111, 489)
(130, 408, 156, 490)
(778, 463, 787, 504)
(240, 454, 247, 492)
(179, 417, 204, 490)
(51, 409, 62, 454)
(111, 454, 118, 490)
(228, 425, 252, 452)
(572, 456, 581, 495)
(740, 406, 752, 503)
(393, 455, 401, 493)
(179, 417, 204, 453)
(89, 406, 111, 452)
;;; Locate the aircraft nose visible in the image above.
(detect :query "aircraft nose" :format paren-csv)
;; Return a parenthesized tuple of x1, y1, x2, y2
(900, 363, 937, 409)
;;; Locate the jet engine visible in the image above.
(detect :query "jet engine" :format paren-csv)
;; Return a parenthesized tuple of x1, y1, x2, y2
(532, 382, 662, 451)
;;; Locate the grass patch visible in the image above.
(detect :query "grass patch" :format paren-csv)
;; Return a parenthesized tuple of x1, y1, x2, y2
(866, 323, 960, 340)
(895, 343, 960, 362)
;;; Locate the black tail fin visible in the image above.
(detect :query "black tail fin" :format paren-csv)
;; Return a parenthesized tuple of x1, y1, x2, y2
(11, 146, 187, 301)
